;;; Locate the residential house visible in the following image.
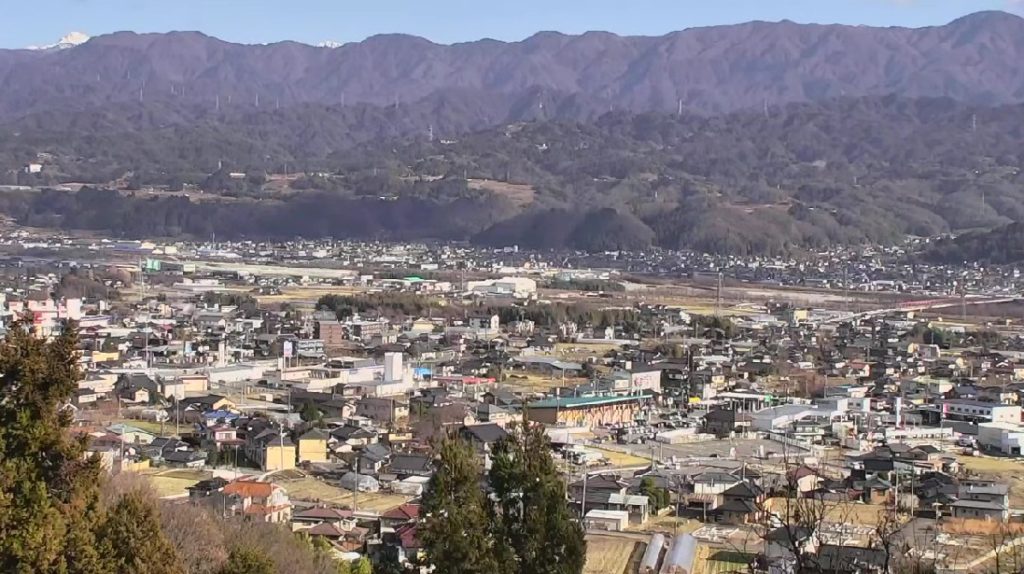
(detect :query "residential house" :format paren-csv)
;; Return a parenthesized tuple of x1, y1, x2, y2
(388, 454, 433, 478)
(355, 397, 409, 425)
(297, 428, 330, 464)
(291, 506, 352, 528)
(951, 480, 1010, 521)
(246, 428, 297, 472)
(704, 408, 751, 438)
(106, 423, 156, 445)
(475, 403, 512, 427)
(188, 477, 229, 500)
(164, 449, 207, 469)
(459, 423, 509, 455)
(218, 479, 292, 523)
(715, 481, 764, 524)
(356, 443, 392, 474)
(329, 425, 378, 451)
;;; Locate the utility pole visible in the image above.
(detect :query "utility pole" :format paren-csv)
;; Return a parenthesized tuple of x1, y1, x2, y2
(353, 456, 360, 512)
(715, 272, 723, 317)
(580, 466, 588, 523)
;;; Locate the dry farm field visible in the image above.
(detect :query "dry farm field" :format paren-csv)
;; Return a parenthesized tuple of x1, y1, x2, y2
(141, 468, 212, 498)
(584, 535, 639, 574)
(277, 476, 410, 513)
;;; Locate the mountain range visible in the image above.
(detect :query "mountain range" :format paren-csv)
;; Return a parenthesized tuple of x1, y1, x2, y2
(4, 12, 1024, 256)
(2, 11, 1024, 123)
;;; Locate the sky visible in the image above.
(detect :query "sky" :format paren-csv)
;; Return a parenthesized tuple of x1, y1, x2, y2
(0, 0, 1021, 49)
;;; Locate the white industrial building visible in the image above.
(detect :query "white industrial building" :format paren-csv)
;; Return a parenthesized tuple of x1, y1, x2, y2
(346, 352, 415, 398)
(206, 364, 265, 385)
(942, 400, 1021, 424)
(977, 422, 1024, 456)
(750, 404, 822, 432)
(466, 277, 536, 298)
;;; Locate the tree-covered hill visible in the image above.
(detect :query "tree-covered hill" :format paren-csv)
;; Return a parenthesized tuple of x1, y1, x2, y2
(3, 96, 1024, 254)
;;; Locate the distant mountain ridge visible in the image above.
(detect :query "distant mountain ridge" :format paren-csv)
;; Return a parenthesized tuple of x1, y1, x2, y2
(2, 11, 1024, 122)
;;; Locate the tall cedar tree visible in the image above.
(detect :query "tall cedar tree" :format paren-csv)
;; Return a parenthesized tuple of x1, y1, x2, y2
(0, 323, 181, 574)
(0, 324, 108, 573)
(99, 490, 183, 574)
(489, 422, 586, 574)
(420, 433, 501, 574)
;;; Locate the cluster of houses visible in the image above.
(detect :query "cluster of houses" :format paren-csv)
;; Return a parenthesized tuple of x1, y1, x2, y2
(9, 253, 1024, 572)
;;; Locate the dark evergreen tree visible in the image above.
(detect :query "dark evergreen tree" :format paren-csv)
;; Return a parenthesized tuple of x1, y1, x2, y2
(489, 422, 586, 574)
(99, 491, 183, 574)
(420, 433, 500, 574)
(0, 323, 110, 574)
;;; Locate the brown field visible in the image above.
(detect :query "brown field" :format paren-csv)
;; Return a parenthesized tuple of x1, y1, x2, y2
(112, 419, 168, 435)
(942, 518, 1024, 536)
(555, 342, 622, 360)
(500, 374, 589, 394)
(584, 535, 638, 574)
(277, 476, 410, 513)
(255, 286, 360, 307)
(140, 468, 212, 498)
(592, 447, 652, 468)
(699, 548, 755, 574)
(630, 515, 702, 535)
(467, 179, 535, 206)
(763, 498, 893, 527)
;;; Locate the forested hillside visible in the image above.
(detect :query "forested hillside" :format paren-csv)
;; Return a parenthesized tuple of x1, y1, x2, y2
(924, 223, 1024, 264)
(3, 96, 1022, 254)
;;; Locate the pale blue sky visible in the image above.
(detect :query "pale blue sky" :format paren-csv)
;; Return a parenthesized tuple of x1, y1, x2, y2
(0, 0, 1019, 49)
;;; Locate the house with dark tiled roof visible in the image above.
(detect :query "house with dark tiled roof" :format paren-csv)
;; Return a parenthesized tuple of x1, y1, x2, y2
(458, 423, 508, 454)
(163, 449, 207, 469)
(292, 506, 353, 527)
(715, 481, 765, 525)
(329, 425, 378, 450)
(388, 454, 433, 478)
(188, 477, 229, 499)
(244, 425, 297, 472)
(356, 443, 392, 474)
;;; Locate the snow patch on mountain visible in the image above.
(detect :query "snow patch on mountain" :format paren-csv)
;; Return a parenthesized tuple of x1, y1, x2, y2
(27, 31, 91, 51)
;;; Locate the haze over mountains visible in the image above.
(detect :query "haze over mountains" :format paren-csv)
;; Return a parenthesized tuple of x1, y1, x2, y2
(3, 12, 1024, 256)
(2, 11, 1024, 121)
